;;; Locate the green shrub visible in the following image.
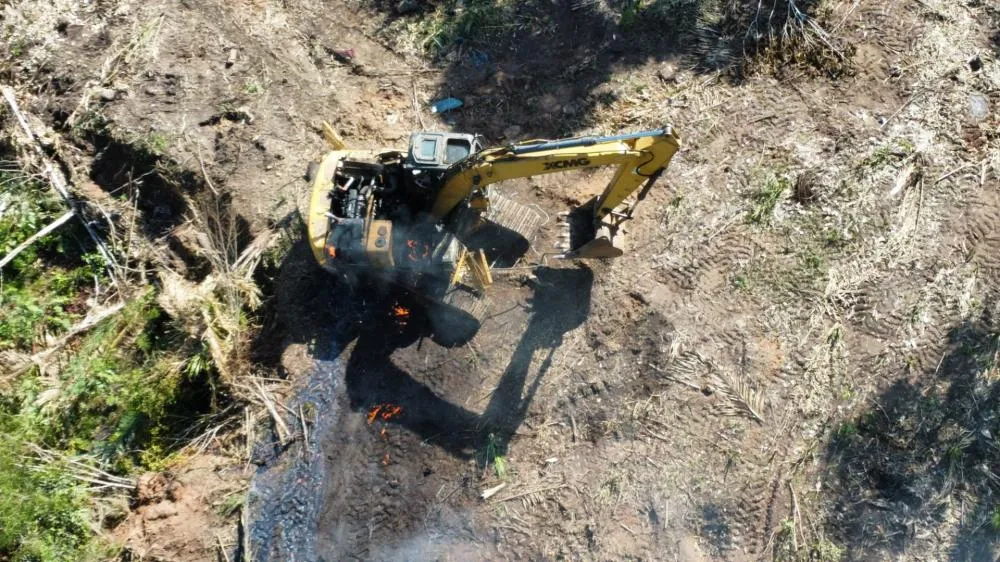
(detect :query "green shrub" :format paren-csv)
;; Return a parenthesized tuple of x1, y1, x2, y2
(0, 266, 97, 351)
(619, 0, 704, 30)
(403, 0, 543, 55)
(0, 168, 66, 271)
(15, 291, 203, 470)
(0, 419, 100, 562)
(0, 168, 103, 351)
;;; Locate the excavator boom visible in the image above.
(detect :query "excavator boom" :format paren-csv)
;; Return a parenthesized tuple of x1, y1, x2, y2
(431, 127, 680, 221)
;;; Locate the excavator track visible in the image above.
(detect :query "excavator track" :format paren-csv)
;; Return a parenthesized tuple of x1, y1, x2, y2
(485, 186, 545, 247)
(430, 187, 543, 339)
(441, 285, 490, 322)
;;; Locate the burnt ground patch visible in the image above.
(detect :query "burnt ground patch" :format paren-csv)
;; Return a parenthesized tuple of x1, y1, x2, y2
(250, 231, 595, 558)
(338, 264, 594, 459)
(259, 227, 594, 459)
(823, 305, 1000, 561)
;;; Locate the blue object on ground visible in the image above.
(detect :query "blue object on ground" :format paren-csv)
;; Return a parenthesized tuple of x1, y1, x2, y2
(430, 97, 463, 114)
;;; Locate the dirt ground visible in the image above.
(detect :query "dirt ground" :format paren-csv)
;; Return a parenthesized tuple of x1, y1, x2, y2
(5, 0, 1000, 560)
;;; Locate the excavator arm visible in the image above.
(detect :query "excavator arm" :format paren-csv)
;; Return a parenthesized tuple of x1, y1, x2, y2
(431, 127, 681, 222)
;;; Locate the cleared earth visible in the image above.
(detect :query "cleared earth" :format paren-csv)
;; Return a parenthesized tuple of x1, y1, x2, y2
(3, 0, 999, 560)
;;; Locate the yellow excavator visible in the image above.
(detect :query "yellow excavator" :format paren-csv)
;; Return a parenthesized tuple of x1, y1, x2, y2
(306, 126, 680, 344)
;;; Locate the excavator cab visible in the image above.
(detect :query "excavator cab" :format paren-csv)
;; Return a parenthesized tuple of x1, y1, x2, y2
(406, 132, 484, 170)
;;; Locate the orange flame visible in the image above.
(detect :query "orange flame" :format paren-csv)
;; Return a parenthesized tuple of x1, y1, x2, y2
(381, 453, 391, 466)
(367, 403, 403, 425)
(379, 428, 388, 440)
(380, 405, 403, 421)
(326, 245, 337, 259)
(391, 303, 410, 329)
(406, 239, 430, 262)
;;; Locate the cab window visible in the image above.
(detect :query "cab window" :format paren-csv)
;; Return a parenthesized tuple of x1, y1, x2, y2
(419, 138, 437, 160)
(444, 139, 471, 164)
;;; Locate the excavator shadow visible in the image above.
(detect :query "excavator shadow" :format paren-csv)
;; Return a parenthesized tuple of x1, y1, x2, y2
(478, 266, 593, 450)
(258, 224, 594, 465)
(339, 263, 594, 460)
(340, 286, 482, 458)
(458, 219, 531, 268)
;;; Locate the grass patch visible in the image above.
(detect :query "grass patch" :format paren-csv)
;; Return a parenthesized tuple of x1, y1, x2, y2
(12, 289, 218, 472)
(145, 132, 169, 155)
(745, 173, 790, 225)
(618, 0, 705, 30)
(857, 138, 915, 171)
(0, 421, 104, 561)
(834, 421, 856, 441)
(0, 265, 95, 351)
(0, 154, 258, 557)
(485, 432, 508, 479)
(0, 163, 120, 559)
(0, 166, 105, 350)
(389, 0, 551, 56)
(215, 490, 245, 518)
(597, 475, 622, 506)
(243, 78, 262, 96)
(732, 273, 750, 292)
(774, 517, 845, 561)
(2, 161, 214, 471)
(1, 165, 74, 271)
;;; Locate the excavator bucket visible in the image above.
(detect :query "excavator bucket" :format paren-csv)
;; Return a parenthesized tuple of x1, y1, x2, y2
(557, 200, 626, 259)
(572, 229, 624, 259)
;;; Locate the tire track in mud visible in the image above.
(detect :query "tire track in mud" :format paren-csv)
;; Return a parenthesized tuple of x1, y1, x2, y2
(644, 334, 797, 558)
(965, 198, 1000, 273)
(656, 229, 755, 293)
(246, 312, 352, 562)
(854, 189, 1000, 372)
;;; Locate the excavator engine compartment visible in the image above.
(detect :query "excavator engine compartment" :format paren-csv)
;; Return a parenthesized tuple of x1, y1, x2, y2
(320, 133, 485, 280)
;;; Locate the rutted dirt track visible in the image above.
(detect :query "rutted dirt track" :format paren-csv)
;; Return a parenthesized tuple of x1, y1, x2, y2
(6, 0, 1000, 560)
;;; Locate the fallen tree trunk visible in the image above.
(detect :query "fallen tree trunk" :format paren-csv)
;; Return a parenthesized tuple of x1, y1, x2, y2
(0, 210, 75, 269)
(1, 85, 122, 288)
(1, 301, 126, 377)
